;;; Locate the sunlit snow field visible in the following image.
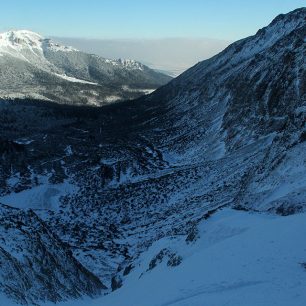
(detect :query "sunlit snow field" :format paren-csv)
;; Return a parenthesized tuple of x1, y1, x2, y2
(33, 208, 306, 306)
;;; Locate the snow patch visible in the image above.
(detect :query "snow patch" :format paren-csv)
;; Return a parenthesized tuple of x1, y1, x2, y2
(48, 208, 306, 306)
(53, 73, 98, 85)
(0, 181, 77, 211)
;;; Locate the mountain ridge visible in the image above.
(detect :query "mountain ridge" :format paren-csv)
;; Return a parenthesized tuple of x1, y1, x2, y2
(0, 30, 172, 105)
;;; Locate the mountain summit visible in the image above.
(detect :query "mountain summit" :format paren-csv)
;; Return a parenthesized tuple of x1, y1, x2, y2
(0, 30, 171, 105)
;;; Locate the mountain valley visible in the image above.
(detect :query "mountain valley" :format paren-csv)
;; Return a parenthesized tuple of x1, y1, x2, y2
(0, 7, 305, 306)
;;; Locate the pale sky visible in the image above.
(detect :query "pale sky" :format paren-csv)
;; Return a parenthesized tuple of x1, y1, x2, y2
(0, 0, 305, 41)
(1, 1, 304, 75)
(53, 37, 230, 76)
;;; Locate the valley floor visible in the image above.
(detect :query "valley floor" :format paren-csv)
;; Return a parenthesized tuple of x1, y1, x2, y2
(39, 208, 306, 306)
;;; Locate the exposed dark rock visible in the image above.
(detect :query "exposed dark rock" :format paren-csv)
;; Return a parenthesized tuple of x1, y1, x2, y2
(111, 275, 122, 291)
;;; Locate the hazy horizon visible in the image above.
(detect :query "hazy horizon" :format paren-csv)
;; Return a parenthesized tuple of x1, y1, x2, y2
(52, 37, 231, 76)
(1, 1, 305, 75)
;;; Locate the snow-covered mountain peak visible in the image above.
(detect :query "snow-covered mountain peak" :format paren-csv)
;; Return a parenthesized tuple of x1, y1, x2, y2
(270, 7, 306, 27)
(115, 58, 145, 70)
(0, 30, 43, 50)
(0, 30, 51, 69)
(177, 8, 305, 87)
(0, 29, 78, 55)
(254, 7, 306, 45)
(42, 37, 79, 52)
(0, 29, 171, 104)
(241, 8, 306, 54)
(0, 29, 43, 42)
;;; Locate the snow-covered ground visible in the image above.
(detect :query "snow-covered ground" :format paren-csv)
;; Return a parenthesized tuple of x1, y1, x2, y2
(122, 85, 155, 95)
(43, 208, 306, 306)
(53, 73, 98, 85)
(0, 293, 17, 306)
(0, 181, 77, 211)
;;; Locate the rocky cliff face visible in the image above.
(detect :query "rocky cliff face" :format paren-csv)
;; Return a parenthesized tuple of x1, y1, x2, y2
(0, 8, 305, 305)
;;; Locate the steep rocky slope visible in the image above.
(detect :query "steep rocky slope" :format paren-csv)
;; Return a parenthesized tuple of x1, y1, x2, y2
(0, 30, 171, 105)
(0, 204, 106, 305)
(0, 8, 305, 305)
